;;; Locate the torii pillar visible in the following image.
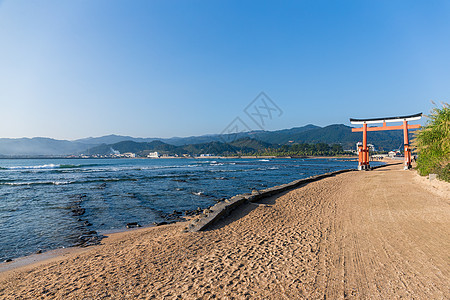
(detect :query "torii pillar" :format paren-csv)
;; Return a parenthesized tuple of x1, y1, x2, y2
(350, 113, 422, 170)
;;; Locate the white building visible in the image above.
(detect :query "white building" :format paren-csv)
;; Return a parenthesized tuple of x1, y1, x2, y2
(356, 142, 376, 152)
(147, 151, 159, 158)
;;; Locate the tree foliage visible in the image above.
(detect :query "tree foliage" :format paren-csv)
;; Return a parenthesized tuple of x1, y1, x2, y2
(257, 143, 346, 157)
(413, 103, 450, 181)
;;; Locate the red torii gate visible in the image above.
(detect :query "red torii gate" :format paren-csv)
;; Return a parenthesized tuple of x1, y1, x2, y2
(350, 113, 422, 170)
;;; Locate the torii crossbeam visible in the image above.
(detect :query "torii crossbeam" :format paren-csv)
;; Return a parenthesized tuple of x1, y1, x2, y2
(350, 113, 422, 170)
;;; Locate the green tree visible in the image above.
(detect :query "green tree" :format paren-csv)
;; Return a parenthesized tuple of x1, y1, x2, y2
(413, 102, 450, 181)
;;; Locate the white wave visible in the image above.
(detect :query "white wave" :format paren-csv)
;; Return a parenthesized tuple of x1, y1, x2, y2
(198, 160, 215, 164)
(3, 182, 29, 186)
(140, 165, 184, 170)
(259, 159, 270, 162)
(6, 164, 60, 170)
(53, 181, 70, 185)
(75, 165, 185, 173)
(2, 180, 71, 186)
(192, 191, 205, 196)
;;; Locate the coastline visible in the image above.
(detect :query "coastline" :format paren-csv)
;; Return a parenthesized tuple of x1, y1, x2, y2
(0, 162, 360, 275)
(0, 224, 170, 279)
(1, 155, 358, 160)
(2, 160, 448, 298)
(0, 159, 388, 275)
(0, 157, 365, 266)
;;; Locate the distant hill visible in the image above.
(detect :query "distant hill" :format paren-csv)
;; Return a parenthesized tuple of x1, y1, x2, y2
(85, 138, 274, 156)
(252, 124, 413, 150)
(73, 125, 321, 147)
(77, 124, 411, 151)
(85, 141, 179, 156)
(181, 138, 274, 156)
(75, 134, 159, 145)
(229, 137, 273, 150)
(158, 124, 321, 146)
(0, 124, 416, 156)
(238, 124, 320, 144)
(0, 137, 93, 156)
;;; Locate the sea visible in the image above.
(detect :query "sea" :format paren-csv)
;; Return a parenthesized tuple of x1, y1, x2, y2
(0, 158, 383, 262)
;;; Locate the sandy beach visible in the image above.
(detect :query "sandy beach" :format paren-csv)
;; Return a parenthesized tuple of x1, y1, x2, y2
(1, 162, 449, 299)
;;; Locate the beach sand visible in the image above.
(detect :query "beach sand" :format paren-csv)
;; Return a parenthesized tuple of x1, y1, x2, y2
(1, 163, 449, 299)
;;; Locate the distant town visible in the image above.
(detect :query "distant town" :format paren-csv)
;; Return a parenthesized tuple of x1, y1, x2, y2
(64, 142, 406, 160)
(66, 152, 216, 159)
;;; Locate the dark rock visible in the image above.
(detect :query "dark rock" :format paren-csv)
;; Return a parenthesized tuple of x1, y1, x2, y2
(36, 250, 43, 254)
(78, 234, 91, 240)
(172, 179, 187, 183)
(70, 194, 86, 200)
(72, 208, 85, 216)
(183, 208, 205, 217)
(4, 258, 12, 262)
(184, 210, 195, 216)
(74, 233, 104, 247)
(162, 209, 188, 221)
(126, 222, 141, 228)
(153, 221, 168, 226)
(164, 214, 178, 221)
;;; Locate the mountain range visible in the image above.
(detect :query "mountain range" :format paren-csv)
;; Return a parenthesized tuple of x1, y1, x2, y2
(0, 124, 413, 156)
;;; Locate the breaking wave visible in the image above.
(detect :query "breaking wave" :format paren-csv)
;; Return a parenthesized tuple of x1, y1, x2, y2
(1, 163, 102, 171)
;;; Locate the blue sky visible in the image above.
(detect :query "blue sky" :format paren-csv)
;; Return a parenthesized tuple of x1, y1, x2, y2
(0, 1, 449, 140)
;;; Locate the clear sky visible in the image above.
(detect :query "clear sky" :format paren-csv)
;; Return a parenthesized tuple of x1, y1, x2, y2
(0, 0, 449, 140)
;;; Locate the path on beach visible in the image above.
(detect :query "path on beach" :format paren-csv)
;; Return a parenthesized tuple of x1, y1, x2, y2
(1, 163, 449, 299)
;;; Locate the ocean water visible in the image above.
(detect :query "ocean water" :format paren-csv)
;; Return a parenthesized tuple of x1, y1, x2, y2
(0, 158, 382, 261)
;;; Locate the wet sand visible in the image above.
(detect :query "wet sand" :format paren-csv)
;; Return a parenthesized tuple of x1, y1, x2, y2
(1, 163, 449, 299)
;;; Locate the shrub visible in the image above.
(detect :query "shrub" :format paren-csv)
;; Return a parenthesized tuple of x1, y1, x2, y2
(413, 102, 450, 182)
